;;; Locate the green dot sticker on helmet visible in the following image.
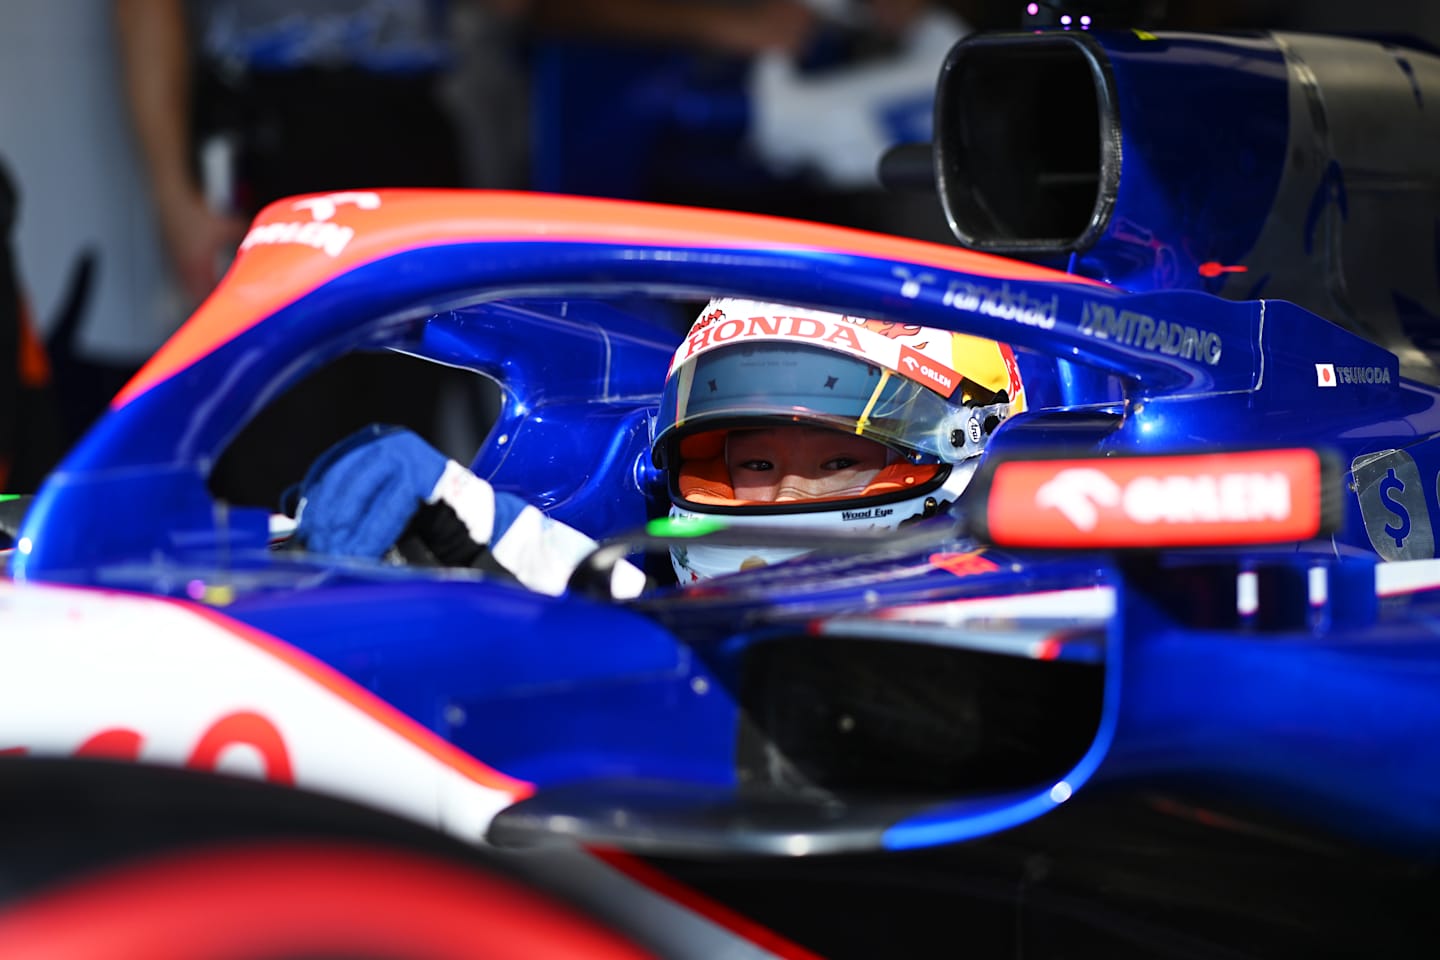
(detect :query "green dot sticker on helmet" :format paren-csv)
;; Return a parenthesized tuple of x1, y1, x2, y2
(647, 515, 729, 538)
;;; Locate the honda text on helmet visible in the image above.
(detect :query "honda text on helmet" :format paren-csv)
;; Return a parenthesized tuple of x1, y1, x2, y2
(652, 298, 1024, 582)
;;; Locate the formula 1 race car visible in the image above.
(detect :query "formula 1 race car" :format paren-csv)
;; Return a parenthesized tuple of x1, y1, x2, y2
(2, 26, 1439, 960)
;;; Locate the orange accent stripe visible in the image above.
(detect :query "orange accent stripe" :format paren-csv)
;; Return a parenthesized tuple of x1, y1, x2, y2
(928, 551, 1000, 577)
(176, 598, 534, 799)
(589, 847, 828, 960)
(1033, 638, 1063, 661)
(113, 190, 1107, 408)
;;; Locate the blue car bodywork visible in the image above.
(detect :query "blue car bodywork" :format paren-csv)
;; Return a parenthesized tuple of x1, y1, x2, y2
(3, 26, 1439, 957)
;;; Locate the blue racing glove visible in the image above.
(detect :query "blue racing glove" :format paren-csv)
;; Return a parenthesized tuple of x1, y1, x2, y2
(292, 425, 449, 559)
(291, 425, 647, 598)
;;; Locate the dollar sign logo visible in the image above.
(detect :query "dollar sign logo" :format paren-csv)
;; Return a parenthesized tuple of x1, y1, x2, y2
(1380, 468, 1412, 548)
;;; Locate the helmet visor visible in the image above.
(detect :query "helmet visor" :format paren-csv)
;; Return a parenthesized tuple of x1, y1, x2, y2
(656, 342, 961, 465)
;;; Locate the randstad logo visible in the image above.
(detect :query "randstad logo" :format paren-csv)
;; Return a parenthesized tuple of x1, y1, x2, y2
(943, 280, 1058, 330)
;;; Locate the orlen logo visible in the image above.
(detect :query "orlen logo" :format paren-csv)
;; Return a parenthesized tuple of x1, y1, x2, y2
(898, 345, 960, 397)
(1035, 469, 1121, 530)
(984, 450, 1324, 548)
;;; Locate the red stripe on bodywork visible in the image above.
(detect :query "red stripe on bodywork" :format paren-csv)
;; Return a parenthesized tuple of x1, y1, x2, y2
(590, 846, 828, 960)
(114, 190, 1107, 408)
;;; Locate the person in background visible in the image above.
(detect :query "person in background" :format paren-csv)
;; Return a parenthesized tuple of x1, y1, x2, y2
(0, 3, 197, 449)
(530, 0, 819, 56)
(0, 157, 62, 496)
(524, 0, 975, 241)
(114, 0, 502, 509)
(114, 0, 249, 309)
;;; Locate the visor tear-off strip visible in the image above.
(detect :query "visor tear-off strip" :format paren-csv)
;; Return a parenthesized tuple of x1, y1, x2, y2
(854, 368, 891, 439)
(673, 359, 696, 431)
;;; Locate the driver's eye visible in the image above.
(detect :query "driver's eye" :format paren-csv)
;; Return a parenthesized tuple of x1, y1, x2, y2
(738, 459, 774, 472)
(822, 457, 860, 471)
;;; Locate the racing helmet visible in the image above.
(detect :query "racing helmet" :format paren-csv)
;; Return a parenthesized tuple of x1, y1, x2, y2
(653, 298, 1023, 582)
